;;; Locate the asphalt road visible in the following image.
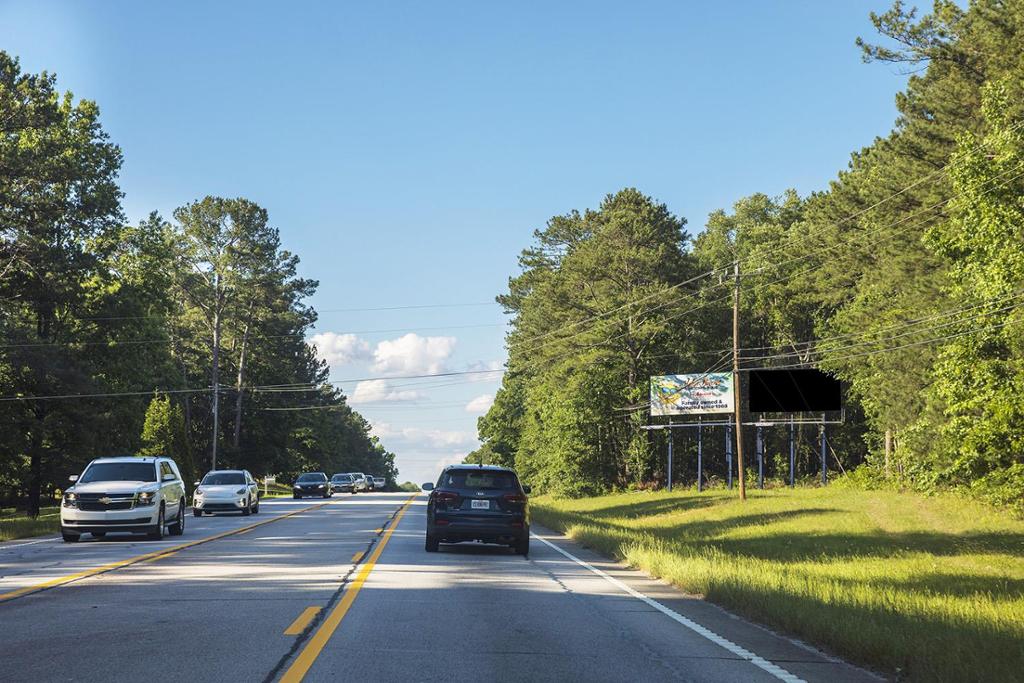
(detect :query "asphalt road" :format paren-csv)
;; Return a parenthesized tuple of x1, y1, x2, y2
(0, 493, 878, 682)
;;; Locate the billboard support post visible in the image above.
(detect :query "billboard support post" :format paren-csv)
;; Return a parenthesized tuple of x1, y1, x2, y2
(667, 420, 674, 493)
(820, 420, 827, 486)
(725, 425, 733, 489)
(697, 416, 703, 493)
(789, 416, 796, 488)
(756, 425, 764, 490)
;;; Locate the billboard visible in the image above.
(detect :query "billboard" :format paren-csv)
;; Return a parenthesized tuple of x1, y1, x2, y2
(748, 369, 841, 413)
(650, 373, 735, 416)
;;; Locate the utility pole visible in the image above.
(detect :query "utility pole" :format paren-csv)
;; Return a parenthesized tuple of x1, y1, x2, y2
(733, 261, 746, 501)
(211, 271, 221, 472)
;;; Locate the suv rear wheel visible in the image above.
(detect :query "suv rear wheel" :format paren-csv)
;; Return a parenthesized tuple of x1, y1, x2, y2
(515, 536, 529, 556)
(425, 533, 439, 552)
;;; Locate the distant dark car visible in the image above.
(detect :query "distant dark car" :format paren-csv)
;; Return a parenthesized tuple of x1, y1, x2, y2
(330, 473, 355, 494)
(423, 465, 531, 555)
(293, 472, 331, 499)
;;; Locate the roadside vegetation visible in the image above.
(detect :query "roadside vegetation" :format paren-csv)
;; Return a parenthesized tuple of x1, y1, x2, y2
(472, 2, 1024, 514)
(533, 486, 1024, 682)
(0, 51, 397, 517)
(0, 506, 60, 542)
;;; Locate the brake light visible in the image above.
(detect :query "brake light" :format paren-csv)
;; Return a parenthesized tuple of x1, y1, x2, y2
(435, 491, 459, 507)
(502, 493, 526, 504)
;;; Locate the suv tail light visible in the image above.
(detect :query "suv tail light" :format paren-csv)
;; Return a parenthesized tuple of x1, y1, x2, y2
(502, 493, 526, 504)
(435, 491, 459, 508)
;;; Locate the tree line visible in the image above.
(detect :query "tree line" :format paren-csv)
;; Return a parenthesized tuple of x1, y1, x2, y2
(0, 52, 396, 515)
(474, 1, 1024, 511)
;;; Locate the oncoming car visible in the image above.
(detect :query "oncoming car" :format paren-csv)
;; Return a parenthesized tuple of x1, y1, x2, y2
(423, 465, 531, 555)
(293, 472, 331, 498)
(60, 456, 187, 542)
(193, 470, 260, 516)
(330, 473, 356, 494)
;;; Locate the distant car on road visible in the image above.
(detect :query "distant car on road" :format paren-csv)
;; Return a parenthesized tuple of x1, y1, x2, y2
(193, 469, 260, 516)
(293, 472, 331, 498)
(330, 473, 356, 494)
(60, 456, 187, 543)
(423, 465, 531, 555)
(373, 476, 386, 490)
(350, 473, 370, 493)
(364, 475, 376, 492)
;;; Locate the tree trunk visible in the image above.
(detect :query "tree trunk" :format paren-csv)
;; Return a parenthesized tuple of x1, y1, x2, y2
(884, 429, 893, 478)
(232, 320, 251, 450)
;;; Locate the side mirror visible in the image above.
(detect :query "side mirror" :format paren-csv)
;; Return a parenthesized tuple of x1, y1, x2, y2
(68, 474, 79, 483)
(421, 482, 434, 491)
(523, 485, 532, 495)
(193, 481, 201, 487)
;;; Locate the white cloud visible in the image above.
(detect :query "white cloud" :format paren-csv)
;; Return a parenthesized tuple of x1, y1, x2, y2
(349, 379, 424, 404)
(371, 333, 456, 376)
(372, 422, 478, 449)
(309, 332, 371, 367)
(464, 394, 495, 413)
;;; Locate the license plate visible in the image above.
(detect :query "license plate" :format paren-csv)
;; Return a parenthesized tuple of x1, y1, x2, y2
(471, 499, 490, 510)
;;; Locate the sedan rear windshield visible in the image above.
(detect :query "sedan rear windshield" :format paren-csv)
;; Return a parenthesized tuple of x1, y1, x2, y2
(202, 472, 245, 485)
(297, 473, 327, 482)
(80, 462, 158, 483)
(441, 470, 518, 491)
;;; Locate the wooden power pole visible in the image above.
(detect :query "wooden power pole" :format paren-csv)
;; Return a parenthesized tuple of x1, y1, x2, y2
(733, 261, 746, 501)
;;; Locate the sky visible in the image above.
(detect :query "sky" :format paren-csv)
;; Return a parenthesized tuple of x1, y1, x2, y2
(1, 1, 908, 485)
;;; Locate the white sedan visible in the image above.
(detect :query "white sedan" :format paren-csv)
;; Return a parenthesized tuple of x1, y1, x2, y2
(193, 469, 260, 516)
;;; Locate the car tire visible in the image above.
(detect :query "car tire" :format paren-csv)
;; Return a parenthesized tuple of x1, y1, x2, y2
(193, 508, 203, 517)
(252, 499, 260, 514)
(515, 536, 529, 557)
(169, 501, 185, 536)
(425, 533, 439, 552)
(242, 498, 252, 516)
(148, 506, 165, 541)
(61, 529, 80, 543)
(293, 494, 300, 499)
(91, 532, 106, 538)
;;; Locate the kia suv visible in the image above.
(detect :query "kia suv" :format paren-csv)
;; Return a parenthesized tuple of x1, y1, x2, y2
(423, 465, 531, 555)
(61, 457, 187, 543)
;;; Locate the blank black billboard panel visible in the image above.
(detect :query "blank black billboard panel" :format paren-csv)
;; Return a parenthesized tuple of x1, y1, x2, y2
(748, 369, 841, 413)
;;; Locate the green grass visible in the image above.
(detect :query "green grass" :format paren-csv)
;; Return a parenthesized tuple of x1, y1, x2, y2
(532, 487, 1024, 682)
(0, 506, 61, 541)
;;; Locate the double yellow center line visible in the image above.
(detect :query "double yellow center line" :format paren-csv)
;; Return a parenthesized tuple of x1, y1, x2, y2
(0, 501, 330, 604)
(280, 495, 415, 682)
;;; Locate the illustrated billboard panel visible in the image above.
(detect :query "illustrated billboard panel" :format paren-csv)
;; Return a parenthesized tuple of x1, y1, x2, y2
(650, 373, 734, 416)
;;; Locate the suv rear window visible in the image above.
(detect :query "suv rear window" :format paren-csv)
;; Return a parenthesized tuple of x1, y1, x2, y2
(441, 470, 518, 490)
(80, 462, 158, 483)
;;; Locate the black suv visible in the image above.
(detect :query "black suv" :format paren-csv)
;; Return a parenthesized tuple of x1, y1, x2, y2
(423, 465, 531, 555)
(293, 472, 331, 498)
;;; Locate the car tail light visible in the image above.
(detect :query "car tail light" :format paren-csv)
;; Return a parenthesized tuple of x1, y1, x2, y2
(435, 519, 450, 526)
(435, 491, 459, 508)
(502, 493, 527, 504)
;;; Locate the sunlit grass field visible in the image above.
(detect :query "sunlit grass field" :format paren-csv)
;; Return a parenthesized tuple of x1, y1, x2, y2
(532, 487, 1024, 682)
(0, 506, 60, 541)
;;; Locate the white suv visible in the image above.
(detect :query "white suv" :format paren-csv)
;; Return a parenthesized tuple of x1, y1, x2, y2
(61, 457, 187, 543)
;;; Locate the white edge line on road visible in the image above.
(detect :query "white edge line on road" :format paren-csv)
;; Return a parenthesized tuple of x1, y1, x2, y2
(531, 532, 805, 683)
(0, 536, 61, 551)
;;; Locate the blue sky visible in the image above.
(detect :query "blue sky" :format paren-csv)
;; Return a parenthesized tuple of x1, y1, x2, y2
(1, 1, 907, 484)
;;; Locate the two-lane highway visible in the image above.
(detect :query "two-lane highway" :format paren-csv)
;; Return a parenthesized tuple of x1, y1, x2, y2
(0, 494, 878, 682)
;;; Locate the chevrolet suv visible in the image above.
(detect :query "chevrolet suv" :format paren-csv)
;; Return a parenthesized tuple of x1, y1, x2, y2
(61, 456, 187, 543)
(423, 465, 531, 555)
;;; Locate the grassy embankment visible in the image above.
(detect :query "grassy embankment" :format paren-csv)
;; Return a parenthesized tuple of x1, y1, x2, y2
(532, 486, 1024, 682)
(0, 506, 60, 541)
